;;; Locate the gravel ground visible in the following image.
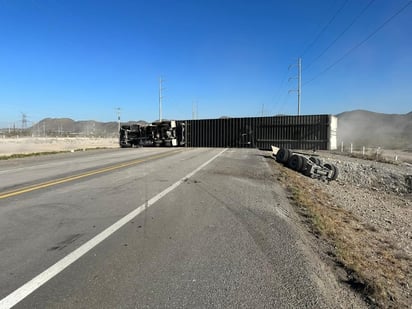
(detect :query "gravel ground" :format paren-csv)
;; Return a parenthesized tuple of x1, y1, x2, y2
(272, 149, 412, 307)
(314, 151, 412, 258)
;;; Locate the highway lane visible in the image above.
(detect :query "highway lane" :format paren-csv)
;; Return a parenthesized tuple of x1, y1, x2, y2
(0, 148, 218, 298)
(0, 148, 360, 308)
(0, 148, 178, 193)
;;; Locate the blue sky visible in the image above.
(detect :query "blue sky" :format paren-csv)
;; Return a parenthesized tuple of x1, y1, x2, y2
(0, 0, 411, 126)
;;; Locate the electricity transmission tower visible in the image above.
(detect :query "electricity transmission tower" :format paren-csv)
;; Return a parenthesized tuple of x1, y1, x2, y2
(21, 113, 28, 130)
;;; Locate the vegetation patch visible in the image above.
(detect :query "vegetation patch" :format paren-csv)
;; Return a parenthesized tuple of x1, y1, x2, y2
(0, 147, 110, 160)
(275, 164, 411, 308)
(0, 151, 68, 160)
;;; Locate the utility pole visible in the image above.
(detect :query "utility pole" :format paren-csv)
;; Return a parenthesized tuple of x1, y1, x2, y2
(192, 100, 198, 120)
(288, 57, 302, 115)
(298, 57, 301, 116)
(192, 101, 195, 120)
(159, 76, 164, 122)
(116, 107, 121, 133)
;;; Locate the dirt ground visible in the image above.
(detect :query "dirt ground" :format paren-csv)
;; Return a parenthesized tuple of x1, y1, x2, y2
(0, 137, 118, 156)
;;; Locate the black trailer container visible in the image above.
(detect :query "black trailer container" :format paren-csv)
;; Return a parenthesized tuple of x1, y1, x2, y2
(184, 115, 337, 150)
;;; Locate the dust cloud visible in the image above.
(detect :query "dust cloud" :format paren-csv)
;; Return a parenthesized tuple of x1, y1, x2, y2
(337, 110, 412, 150)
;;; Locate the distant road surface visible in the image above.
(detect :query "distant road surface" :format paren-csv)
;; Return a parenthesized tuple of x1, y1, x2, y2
(0, 148, 355, 308)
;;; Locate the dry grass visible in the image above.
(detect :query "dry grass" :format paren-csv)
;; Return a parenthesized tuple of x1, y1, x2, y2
(0, 151, 67, 160)
(275, 165, 411, 308)
(0, 147, 110, 160)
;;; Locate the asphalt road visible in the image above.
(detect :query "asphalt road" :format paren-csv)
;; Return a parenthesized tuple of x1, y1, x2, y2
(0, 148, 351, 308)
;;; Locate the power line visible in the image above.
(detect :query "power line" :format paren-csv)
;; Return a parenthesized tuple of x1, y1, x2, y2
(301, 0, 350, 57)
(304, 1, 412, 86)
(21, 112, 28, 129)
(305, 0, 376, 71)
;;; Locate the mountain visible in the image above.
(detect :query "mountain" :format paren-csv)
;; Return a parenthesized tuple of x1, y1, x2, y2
(336, 110, 412, 149)
(28, 118, 148, 137)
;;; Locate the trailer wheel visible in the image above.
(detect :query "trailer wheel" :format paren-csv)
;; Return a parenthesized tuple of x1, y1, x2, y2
(276, 148, 291, 163)
(330, 164, 339, 180)
(303, 165, 313, 177)
(324, 163, 339, 180)
(300, 157, 309, 173)
(309, 157, 321, 165)
(288, 154, 304, 171)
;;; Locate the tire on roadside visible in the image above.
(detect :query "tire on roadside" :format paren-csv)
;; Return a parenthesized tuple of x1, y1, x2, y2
(299, 156, 309, 173)
(303, 164, 313, 177)
(276, 148, 291, 164)
(324, 163, 339, 180)
(330, 164, 339, 180)
(288, 154, 304, 171)
(309, 156, 321, 166)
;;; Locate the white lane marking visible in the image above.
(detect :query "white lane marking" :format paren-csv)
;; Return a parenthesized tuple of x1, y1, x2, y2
(0, 148, 227, 309)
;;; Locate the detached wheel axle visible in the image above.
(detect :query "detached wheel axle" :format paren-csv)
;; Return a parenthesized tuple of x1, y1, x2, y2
(275, 148, 339, 181)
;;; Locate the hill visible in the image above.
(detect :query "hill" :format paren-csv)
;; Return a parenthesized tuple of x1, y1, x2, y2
(31, 118, 118, 137)
(28, 118, 148, 137)
(336, 110, 412, 149)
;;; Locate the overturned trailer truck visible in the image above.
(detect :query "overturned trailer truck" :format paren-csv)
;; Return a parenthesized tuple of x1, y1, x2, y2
(119, 120, 185, 147)
(120, 114, 337, 151)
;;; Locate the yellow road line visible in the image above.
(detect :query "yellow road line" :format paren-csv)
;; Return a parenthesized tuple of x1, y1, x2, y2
(0, 149, 182, 199)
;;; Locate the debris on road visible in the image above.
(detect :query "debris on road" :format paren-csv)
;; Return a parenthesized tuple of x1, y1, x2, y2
(272, 146, 338, 181)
